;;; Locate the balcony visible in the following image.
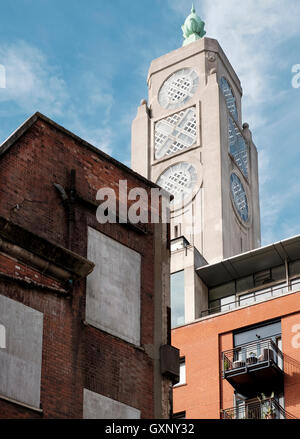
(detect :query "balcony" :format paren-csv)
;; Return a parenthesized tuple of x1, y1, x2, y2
(201, 279, 300, 318)
(221, 398, 296, 419)
(222, 338, 284, 397)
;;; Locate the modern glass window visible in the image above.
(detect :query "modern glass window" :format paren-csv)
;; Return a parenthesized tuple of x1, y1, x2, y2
(174, 358, 186, 387)
(209, 281, 235, 301)
(233, 321, 282, 370)
(272, 265, 286, 282)
(289, 260, 300, 277)
(208, 264, 289, 316)
(234, 320, 281, 347)
(171, 270, 185, 328)
(236, 275, 254, 294)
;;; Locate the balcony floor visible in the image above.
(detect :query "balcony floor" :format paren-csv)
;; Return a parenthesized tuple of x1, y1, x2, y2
(224, 360, 284, 397)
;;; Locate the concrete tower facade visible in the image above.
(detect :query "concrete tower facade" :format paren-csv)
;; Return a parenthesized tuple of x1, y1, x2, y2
(132, 9, 261, 324)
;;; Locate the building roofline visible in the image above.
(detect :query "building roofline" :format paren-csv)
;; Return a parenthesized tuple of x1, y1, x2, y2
(0, 111, 162, 191)
(197, 234, 300, 288)
(147, 37, 242, 95)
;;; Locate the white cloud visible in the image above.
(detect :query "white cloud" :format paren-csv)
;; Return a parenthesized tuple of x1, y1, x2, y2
(168, 0, 300, 126)
(0, 40, 68, 116)
(168, 1, 300, 245)
(0, 40, 115, 154)
(260, 180, 300, 244)
(258, 148, 272, 186)
(78, 71, 114, 122)
(68, 117, 113, 155)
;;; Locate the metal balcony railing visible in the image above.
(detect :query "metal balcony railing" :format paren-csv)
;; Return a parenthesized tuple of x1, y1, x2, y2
(221, 398, 296, 419)
(222, 338, 283, 377)
(201, 279, 300, 318)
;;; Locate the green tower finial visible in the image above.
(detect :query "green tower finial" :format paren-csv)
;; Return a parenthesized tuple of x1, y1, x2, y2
(182, 4, 206, 47)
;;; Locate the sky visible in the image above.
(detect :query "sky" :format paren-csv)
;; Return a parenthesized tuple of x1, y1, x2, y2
(0, 0, 299, 246)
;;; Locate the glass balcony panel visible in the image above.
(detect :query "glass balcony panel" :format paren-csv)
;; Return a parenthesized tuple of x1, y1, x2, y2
(255, 288, 272, 302)
(239, 292, 255, 306)
(291, 278, 300, 292)
(203, 277, 298, 319)
(220, 295, 236, 312)
(272, 283, 288, 297)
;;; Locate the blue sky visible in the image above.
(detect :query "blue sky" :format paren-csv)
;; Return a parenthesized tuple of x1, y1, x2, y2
(0, 0, 299, 246)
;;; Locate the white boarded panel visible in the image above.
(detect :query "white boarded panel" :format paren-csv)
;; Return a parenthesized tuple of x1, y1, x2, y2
(83, 388, 141, 419)
(86, 227, 141, 346)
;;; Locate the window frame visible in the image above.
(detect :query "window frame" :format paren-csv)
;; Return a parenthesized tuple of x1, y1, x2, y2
(173, 357, 186, 388)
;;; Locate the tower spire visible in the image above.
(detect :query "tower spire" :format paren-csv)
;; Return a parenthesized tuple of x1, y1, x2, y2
(182, 4, 206, 47)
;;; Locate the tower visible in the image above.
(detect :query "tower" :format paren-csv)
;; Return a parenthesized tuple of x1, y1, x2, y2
(131, 6, 261, 324)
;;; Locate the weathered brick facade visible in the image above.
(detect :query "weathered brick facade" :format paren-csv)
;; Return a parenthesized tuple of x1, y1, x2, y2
(0, 112, 176, 419)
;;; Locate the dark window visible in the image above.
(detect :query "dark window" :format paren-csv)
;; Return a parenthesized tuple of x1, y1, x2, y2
(171, 271, 185, 328)
(234, 320, 281, 347)
(289, 260, 300, 277)
(172, 411, 186, 419)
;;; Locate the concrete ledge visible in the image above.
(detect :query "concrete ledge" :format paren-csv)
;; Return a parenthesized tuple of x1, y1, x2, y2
(0, 216, 94, 280)
(0, 393, 43, 414)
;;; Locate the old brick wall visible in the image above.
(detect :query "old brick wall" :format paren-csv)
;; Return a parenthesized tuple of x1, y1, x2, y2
(0, 116, 167, 418)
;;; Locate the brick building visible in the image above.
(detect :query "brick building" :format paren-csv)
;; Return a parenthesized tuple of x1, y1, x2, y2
(0, 112, 178, 419)
(172, 238, 300, 419)
(130, 6, 300, 419)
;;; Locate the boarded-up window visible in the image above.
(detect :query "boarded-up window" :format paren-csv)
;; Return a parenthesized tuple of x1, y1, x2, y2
(0, 295, 43, 408)
(83, 388, 140, 419)
(86, 227, 141, 346)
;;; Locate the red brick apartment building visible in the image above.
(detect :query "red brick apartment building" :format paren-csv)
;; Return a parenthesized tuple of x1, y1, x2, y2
(172, 238, 300, 419)
(0, 112, 178, 419)
(128, 6, 300, 420)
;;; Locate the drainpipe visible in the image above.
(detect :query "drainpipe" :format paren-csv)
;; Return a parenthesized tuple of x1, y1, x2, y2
(285, 259, 289, 291)
(54, 169, 76, 250)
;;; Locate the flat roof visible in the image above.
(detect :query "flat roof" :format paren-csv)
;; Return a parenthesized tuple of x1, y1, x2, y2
(197, 234, 300, 288)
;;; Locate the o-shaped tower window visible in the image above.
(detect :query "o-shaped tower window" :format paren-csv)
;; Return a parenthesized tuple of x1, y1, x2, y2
(220, 77, 238, 120)
(230, 173, 249, 223)
(158, 68, 199, 110)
